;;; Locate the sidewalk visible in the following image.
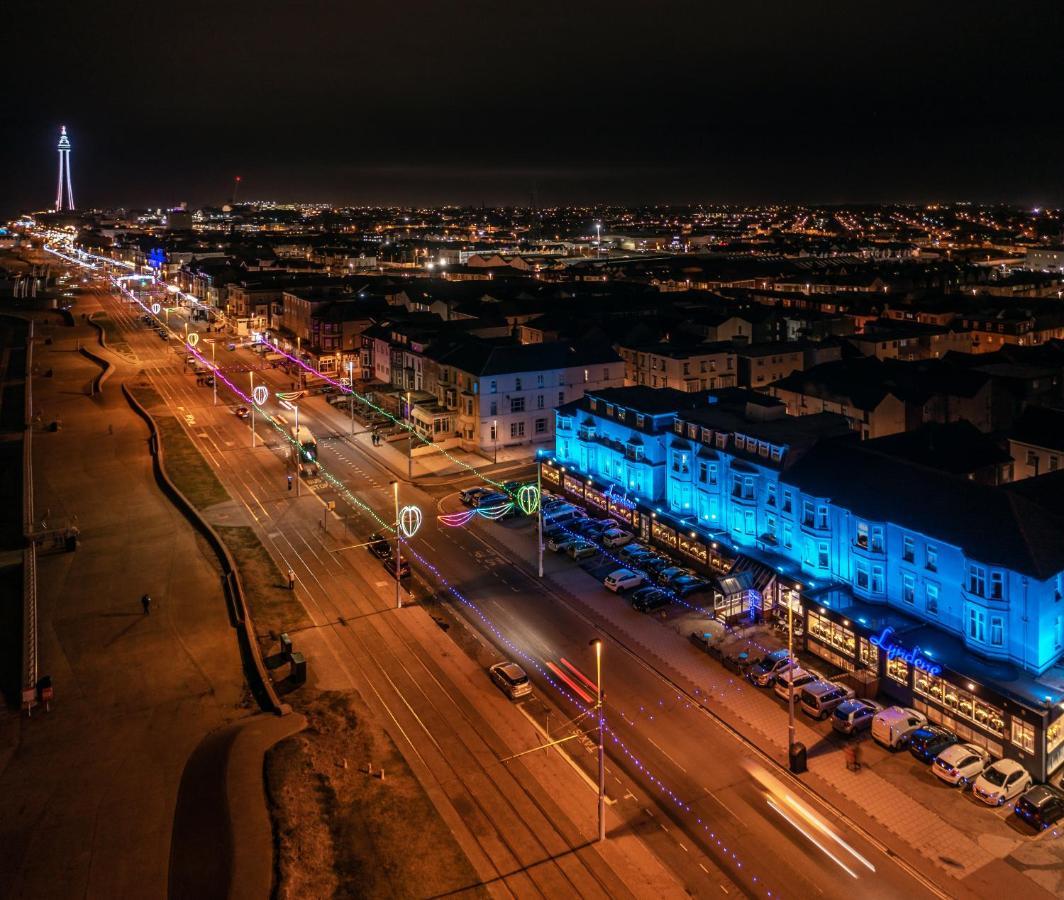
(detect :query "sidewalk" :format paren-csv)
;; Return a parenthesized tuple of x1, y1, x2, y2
(0, 305, 254, 899)
(480, 515, 1055, 894)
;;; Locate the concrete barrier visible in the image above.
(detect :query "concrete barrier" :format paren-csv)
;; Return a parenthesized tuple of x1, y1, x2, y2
(77, 346, 114, 395)
(122, 383, 288, 716)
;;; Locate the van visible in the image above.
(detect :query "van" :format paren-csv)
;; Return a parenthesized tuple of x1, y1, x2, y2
(773, 667, 822, 701)
(871, 706, 928, 750)
(799, 680, 856, 720)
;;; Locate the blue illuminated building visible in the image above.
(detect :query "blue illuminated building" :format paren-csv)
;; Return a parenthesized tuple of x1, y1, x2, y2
(552, 385, 1064, 778)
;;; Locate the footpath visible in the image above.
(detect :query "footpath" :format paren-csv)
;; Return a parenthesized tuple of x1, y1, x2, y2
(0, 303, 293, 900)
(481, 514, 1060, 900)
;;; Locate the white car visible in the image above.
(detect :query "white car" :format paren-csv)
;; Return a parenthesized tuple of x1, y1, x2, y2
(603, 568, 643, 593)
(972, 759, 1033, 806)
(601, 528, 633, 549)
(773, 667, 822, 701)
(932, 742, 991, 788)
(489, 662, 532, 700)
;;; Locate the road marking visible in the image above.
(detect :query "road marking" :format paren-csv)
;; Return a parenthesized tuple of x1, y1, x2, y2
(699, 863, 709, 874)
(648, 736, 688, 774)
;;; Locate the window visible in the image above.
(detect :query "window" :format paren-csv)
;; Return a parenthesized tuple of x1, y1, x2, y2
(990, 617, 1004, 647)
(871, 565, 884, 593)
(968, 564, 986, 597)
(871, 526, 884, 552)
(782, 522, 793, 548)
(698, 461, 708, 483)
(765, 514, 777, 539)
(490, 379, 497, 394)
(782, 490, 792, 513)
(766, 483, 777, 506)
(802, 500, 814, 526)
(887, 656, 910, 685)
(926, 544, 938, 572)
(1057, 615, 1063, 650)
(855, 560, 870, 590)
(857, 522, 869, 549)
(558, 391, 565, 405)
(1026, 450, 1038, 467)
(816, 505, 828, 530)
(636, 415, 645, 428)
(1011, 719, 1035, 755)
(515, 377, 522, 390)
(1052, 456, 1060, 472)
(583, 369, 589, 383)
(926, 582, 939, 615)
(534, 418, 547, 434)
(817, 541, 829, 569)
(489, 422, 497, 441)
(708, 464, 718, 485)
(902, 535, 914, 563)
(968, 607, 986, 643)
(989, 571, 1004, 601)
(536, 394, 544, 409)
(770, 446, 784, 462)
(602, 368, 609, 381)
(536, 374, 544, 388)
(735, 435, 746, 450)
(510, 421, 525, 438)
(902, 573, 915, 604)
(510, 396, 525, 413)
(744, 509, 755, 535)
(489, 400, 497, 416)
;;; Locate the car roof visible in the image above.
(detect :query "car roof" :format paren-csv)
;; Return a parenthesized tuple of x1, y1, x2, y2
(1023, 784, 1064, 805)
(986, 758, 1024, 773)
(940, 742, 984, 760)
(608, 568, 635, 578)
(495, 662, 526, 679)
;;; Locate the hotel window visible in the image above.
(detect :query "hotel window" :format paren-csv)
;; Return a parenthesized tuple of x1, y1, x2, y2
(782, 490, 792, 513)
(818, 541, 829, 569)
(859, 638, 879, 669)
(515, 377, 522, 390)
(886, 656, 910, 685)
(990, 617, 1004, 647)
(698, 461, 708, 483)
(855, 559, 870, 590)
(708, 464, 718, 485)
(902, 535, 914, 563)
(489, 400, 498, 416)
(914, 673, 1005, 736)
(926, 544, 938, 572)
(735, 435, 746, 450)
(1056, 616, 1063, 650)
(537, 394, 544, 409)
(968, 564, 986, 597)
(636, 415, 645, 428)
(968, 607, 986, 643)
(771, 446, 784, 462)
(802, 500, 814, 526)
(989, 571, 1004, 601)
(674, 420, 684, 434)
(871, 565, 884, 593)
(926, 582, 939, 615)
(510, 421, 525, 438)
(716, 433, 728, 448)
(782, 522, 793, 548)
(870, 526, 884, 552)
(902, 573, 915, 604)
(687, 423, 698, 439)
(765, 514, 777, 539)
(816, 505, 829, 529)
(490, 380, 497, 393)
(510, 397, 525, 413)
(700, 427, 712, 443)
(537, 374, 544, 388)
(1011, 719, 1035, 755)
(744, 509, 756, 535)
(766, 483, 777, 506)
(617, 409, 626, 422)
(856, 521, 870, 548)
(534, 418, 547, 434)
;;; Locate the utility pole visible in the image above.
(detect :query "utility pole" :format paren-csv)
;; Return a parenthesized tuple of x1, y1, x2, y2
(211, 340, 217, 406)
(787, 598, 796, 762)
(250, 371, 256, 448)
(493, 418, 498, 464)
(392, 481, 402, 609)
(591, 638, 606, 842)
(537, 455, 544, 578)
(406, 390, 413, 480)
(294, 404, 301, 497)
(348, 360, 355, 436)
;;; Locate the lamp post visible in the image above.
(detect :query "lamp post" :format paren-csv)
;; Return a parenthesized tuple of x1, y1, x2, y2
(348, 359, 355, 436)
(211, 340, 217, 406)
(250, 371, 256, 448)
(492, 418, 498, 464)
(391, 480, 402, 609)
(406, 390, 413, 480)
(294, 403, 301, 497)
(787, 593, 796, 764)
(537, 454, 544, 578)
(590, 637, 606, 842)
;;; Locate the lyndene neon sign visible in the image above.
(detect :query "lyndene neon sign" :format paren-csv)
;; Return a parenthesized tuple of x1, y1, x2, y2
(870, 626, 942, 676)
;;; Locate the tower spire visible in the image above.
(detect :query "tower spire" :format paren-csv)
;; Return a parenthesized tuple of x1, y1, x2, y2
(55, 126, 74, 212)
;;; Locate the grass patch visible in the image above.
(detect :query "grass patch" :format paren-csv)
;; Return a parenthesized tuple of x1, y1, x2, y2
(154, 414, 231, 509)
(92, 313, 130, 352)
(266, 690, 485, 900)
(130, 382, 164, 410)
(216, 525, 311, 635)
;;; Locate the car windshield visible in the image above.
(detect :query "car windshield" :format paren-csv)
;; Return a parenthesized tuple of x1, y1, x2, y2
(982, 766, 1008, 786)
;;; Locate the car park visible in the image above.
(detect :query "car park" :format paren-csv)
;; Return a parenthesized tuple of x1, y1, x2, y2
(603, 569, 643, 593)
(631, 586, 670, 613)
(972, 759, 1033, 806)
(908, 725, 960, 763)
(1014, 785, 1064, 830)
(799, 680, 856, 719)
(774, 667, 823, 701)
(489, 662, 532, 700)
(601, 528, 633, 549)
(831, 699, 883, 735)
(234, 406, 249, 419)
(871, 706, 927, 750)
(747, 649, 795, 687)
(932, 742, 990, 787)
(567, 540, 599, 561)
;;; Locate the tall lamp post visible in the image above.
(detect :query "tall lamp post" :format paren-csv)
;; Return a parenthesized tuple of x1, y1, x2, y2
(391, 480, 402, 609)
(787, 589, 796, 766)
(536, 453, 544, 578)
(348, 359, 355, 436)
(250, 371, 256, 448)
(492, 418, 498, 464)
(406, 390, 413, 480)
(590, 638, 606, 842)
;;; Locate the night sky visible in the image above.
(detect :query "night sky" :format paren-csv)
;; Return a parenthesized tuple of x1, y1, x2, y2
(4, 1, 1063, 214)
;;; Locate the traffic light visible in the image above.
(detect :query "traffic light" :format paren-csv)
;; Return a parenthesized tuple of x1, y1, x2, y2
(287, 474, 293, 491)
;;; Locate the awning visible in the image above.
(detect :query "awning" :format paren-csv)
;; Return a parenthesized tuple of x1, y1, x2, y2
(728, 554, 777, 592)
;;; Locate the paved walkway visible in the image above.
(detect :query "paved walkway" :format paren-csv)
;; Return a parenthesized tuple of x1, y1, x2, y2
(481, 515, 1053, 894)
(0, 304, 262, 899)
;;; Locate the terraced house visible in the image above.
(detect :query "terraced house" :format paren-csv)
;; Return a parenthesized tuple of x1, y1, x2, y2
(550, 385, 1064, 780)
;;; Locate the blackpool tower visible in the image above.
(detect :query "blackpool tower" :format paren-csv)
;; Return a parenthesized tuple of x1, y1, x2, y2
(55, 125, 74, 212)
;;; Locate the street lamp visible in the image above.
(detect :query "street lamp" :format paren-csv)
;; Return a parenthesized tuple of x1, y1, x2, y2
(391, 480, 402, 609)
(492, 418, 498, 464)
(787, 588, 797, 768)
(536, 454, 544, 578)
(406, 390, 413, 480)
(348, 359, 355, 436)
(590, 637, 606, 842)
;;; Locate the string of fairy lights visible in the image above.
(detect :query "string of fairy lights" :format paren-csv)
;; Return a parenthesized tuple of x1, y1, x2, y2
(89, 253, 787, 894)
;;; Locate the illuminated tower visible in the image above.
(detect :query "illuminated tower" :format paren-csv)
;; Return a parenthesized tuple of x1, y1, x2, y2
(55, 126, 75, 212)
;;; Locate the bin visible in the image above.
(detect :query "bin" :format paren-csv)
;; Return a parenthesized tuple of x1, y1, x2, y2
(789, 741, 807, 774)
(279, 633, 293, 657)
(289, 652, 307, 685)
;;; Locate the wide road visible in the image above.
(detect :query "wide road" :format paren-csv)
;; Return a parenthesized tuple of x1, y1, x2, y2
(97, 276, 954, 899)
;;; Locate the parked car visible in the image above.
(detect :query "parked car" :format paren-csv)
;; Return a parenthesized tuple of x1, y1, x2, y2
(603, 569, 643, 593)
(832, 699, 883, 735)
(672, 576, 713, 598)
(774, 667, 823, 702)
(460, 486, 494, 506)
(908, 726, 960, 764)
(489, 662, 532, 700)
(640, 554, 674, 576)
(547, 534, 579, 553)
(972, 759, 1033, 806)
(747, 649, 795, 687)
(631, 586, 670, 613)
(799, 680, 855, 720)
(571, 518, 606, 538)
(380, 551, 412, 579)
(473, 491, 509, 509)
(567, 540, 599, 561)
(234, 406, 250, 419)
(871, 706, 928, 750)
(932, 742, 990, 787)
(366, 532, 391, 559)
(617, 542, 649, 562)
(544, 507, 585, 526)
(1014, 785, 1064, 830)
(601, 528, 633, 549)
(656, 566, 695, 587)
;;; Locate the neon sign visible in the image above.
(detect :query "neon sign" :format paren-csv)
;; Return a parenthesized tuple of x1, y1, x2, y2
(869, 627, 942, 676)
(604, 484, 637, 510)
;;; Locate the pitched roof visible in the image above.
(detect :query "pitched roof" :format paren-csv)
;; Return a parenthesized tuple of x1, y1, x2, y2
(428, 338, 620, 377)
(1011, 406, 1064, 452)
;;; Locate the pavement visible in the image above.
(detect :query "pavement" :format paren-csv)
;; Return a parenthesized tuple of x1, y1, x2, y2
(0, 300, 280, 900)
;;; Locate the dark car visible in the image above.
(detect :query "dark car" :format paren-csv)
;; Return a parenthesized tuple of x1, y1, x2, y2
(473, 491, 509, 509)
(747, 648, 795, 687)
(1014, 785, 1064, 830)
(656, 566, 693, 586)
(381, 551, 411, 579)
(640, 555, 673, 576)
(672, 576, 713, 598)
(366, 532, 392, 559)
(631, 586, 670, 613)
(908, 725, 959, 763)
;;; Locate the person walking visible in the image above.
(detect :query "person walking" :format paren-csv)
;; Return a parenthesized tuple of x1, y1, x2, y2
(141, 593, 151, 615)
(287, 568, 296, 591)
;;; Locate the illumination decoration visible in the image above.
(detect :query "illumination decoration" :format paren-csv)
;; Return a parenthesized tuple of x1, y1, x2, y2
(55, 126, 74, 212)
(437, 501, 516, 527)
(187, 332, 200, 347)
(277, 390, 302, 402)
(398, 504, 422, 539)
(870, 626, 942, 676)
(151, 303, 161, 314)
(517, 484, 540, 516)
(252, 385, 269, 406)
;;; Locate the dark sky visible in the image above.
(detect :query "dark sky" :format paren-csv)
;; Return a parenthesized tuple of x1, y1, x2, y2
(4, 1, 1063, 213)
